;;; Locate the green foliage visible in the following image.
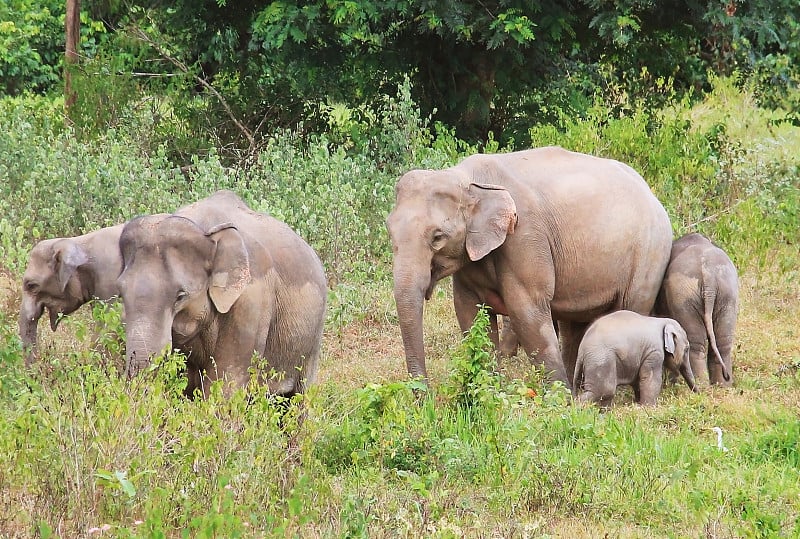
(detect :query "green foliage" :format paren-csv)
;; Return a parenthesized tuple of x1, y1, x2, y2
(0, 0, 62, 95)
(441, 305, 503, 409)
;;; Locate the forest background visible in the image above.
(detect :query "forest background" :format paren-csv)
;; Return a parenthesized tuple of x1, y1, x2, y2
(1, 1, 800, 537)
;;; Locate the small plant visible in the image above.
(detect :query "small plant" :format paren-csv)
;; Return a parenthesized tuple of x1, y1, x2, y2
(442, 305, 503, 409)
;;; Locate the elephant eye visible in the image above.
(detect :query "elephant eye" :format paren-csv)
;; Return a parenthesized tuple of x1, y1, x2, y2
(24, 281, 39, 293)
(175, 290, 189, 303)
(431, 230, 448, 249)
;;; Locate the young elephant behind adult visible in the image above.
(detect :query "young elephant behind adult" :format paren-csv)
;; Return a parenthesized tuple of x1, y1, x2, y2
(573, 310, 698, 407)
(118, 190, 327, 398)
(19, 224, 125, 366)
(656, 233, 737, 386)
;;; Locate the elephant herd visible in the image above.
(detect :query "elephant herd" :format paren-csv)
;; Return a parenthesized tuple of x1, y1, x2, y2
(20, 190, 326, 398)
(18, 146, 738, 406)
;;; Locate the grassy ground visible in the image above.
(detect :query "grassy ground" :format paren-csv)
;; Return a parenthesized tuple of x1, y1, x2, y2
(1, 246, 799, 537)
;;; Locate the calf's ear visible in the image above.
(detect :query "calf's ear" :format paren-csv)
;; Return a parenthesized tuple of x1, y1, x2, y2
(663, 325, 676, 355)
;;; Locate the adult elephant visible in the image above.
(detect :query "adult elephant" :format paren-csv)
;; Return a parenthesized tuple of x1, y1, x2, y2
(386, 146, 673, 386)
(19, 224, 125, 366)
(118, 190, 327, 397)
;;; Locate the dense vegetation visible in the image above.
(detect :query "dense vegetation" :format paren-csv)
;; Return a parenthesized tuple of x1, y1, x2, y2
(1, 1, 800, 537)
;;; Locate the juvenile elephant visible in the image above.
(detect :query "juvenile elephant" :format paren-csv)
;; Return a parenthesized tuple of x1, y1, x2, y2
(656, 233, 737, 386)
(118, 190, 327, 397)
(386, 146, 673, 386)
(573, 310, 698, 406)
(19, 224, 125, 366)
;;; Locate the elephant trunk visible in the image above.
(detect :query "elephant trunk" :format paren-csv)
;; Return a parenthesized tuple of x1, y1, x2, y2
(18, 293, 44, 366)
(393, 261, 431, 382)
(680, 362, 698, 393)
(124, 313, 172, 379)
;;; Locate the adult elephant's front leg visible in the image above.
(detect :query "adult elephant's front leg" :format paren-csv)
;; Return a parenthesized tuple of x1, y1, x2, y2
(508, 305, 567, 386)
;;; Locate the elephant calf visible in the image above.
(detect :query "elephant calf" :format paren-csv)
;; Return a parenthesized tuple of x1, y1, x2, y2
(19, 224, 125, 366)
(573, 310, 698, 407)
(656, 233, 737, 386)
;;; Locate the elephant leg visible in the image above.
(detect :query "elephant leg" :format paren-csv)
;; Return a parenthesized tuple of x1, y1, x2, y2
(708, 312, 735, 386)
(499, 316, 520, 357)
(513, 312, 566, 385)
(578, 373, 616, 408)
(632, 382, 641, 403)
(453, 275, 485, 334)
(688, 340, 709, 386)
(680, 314, 710, 385)
(707, 335, 733, 386)
(637, 356, 663, 405)
(664, 363, 681, 386)
(577, 389, 613, 407)
(559, 321, 588, 386)
(184, 367, 203, 399)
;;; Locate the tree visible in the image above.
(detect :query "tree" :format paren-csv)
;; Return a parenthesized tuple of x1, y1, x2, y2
(65, 0, 80, 115)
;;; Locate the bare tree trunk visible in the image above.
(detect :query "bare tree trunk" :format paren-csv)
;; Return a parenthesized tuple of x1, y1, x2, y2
(65, 0, 80, 121)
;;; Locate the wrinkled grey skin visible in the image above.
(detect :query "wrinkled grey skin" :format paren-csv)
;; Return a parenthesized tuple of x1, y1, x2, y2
(573, 310, 698, 406)
(118, 190, 327, 398)
(498, 316, 558, 358)
(386, 147, 673, 387)
(19, 224, 125, 366)
(656, 233, 737, 386)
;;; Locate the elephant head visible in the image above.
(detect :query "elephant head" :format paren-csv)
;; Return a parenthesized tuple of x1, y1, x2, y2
(117, 215, 251, 378)
(663, 321, 698, 393)
(386, 169, 517, 380)
(19, 238, 91, 364)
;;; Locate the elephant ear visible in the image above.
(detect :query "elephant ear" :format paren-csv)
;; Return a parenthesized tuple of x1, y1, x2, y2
(663, 325, 676, 355)
(206, 223, 251, 314)
(465, 183, 517, 261)
(52, 239, 89, 293)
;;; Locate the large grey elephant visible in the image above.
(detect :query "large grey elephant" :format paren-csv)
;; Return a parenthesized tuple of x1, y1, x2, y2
(573, 310, 698, 406)
(117, 190, 327, 397)
(386, 146, 673, 386)
(19, 224, 125, 366)
(656, 233, 737, 386)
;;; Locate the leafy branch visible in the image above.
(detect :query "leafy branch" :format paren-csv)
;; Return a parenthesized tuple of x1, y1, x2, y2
(127, 24, 256, 151)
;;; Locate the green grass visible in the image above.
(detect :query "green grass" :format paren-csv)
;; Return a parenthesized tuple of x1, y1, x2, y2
(1, 78, 800, 537)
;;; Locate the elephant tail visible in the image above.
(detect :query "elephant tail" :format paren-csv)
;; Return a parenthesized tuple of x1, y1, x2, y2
(701, 280, 731, 383)
(572, 355, 585, 398)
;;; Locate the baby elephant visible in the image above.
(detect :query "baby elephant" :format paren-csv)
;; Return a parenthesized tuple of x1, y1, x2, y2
(573, 310, 698, 407)
(657, 233, 737, 386)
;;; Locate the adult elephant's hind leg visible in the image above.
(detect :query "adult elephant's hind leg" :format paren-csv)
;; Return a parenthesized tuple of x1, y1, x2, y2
(559, 321, 589, 386)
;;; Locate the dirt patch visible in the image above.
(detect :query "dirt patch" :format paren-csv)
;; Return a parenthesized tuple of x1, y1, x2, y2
(0, 269, 21, 318)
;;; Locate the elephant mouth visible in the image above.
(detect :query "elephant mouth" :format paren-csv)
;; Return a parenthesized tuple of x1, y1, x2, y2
(426, 260, 448, 300)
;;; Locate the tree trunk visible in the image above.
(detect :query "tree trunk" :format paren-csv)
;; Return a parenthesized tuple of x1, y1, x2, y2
(65, 0, 80, 121)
